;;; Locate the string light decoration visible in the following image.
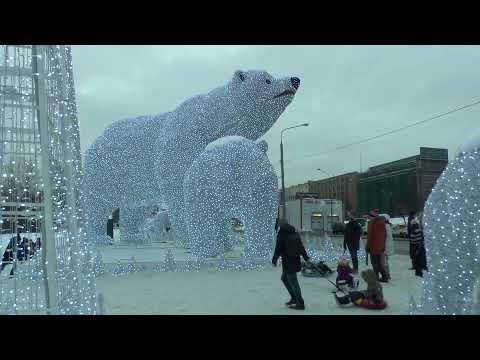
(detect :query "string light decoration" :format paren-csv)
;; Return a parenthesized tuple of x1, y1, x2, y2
(93, 250, 105, 277)
(412, 131, 480, 315)
(112, 256, 143, 277)
(183, 136, 278, 260)
(357, 243, 367, 264)
(320, 234, 341, 263)
(164, 249, 177, 271)
(84, 70, 299, 249)
(0, 45, 97, 314)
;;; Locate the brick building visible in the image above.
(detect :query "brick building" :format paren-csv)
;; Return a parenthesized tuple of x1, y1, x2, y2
(283, 147, 448, 219)
(284, 182, 310, 201)
(308, 172, 359, 216)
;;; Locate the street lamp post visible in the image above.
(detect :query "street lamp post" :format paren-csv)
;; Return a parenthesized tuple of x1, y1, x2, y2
(280, 123, 309, 221)
(317, 168, 334, 234)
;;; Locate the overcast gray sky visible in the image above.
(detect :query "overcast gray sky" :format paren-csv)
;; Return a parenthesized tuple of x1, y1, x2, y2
(72, 45, 480, 187)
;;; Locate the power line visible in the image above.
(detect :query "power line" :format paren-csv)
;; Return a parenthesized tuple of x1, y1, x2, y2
(279, 98, 480, 166)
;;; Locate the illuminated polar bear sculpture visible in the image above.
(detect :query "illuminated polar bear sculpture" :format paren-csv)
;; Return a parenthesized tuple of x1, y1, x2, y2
(84, 70, 300, 245)
(413, 129, 480, 315)
(183, 136, 278, 259)
(143, 209, 171, 243)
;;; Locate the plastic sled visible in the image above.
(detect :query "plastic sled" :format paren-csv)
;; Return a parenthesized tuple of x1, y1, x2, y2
(355, 298, 388, 310)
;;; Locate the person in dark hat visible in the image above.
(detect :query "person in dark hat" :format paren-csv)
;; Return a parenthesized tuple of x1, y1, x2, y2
(343, 211, 362, 274)
(272, 220, 310, 310)
(409, 212, 428, 277)
(407, 211, 416, 269)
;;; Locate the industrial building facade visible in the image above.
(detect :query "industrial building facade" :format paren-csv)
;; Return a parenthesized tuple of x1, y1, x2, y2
(283, 147, 448, 219)
(357, 147, 448, 217)
(285, 182, 310, 201)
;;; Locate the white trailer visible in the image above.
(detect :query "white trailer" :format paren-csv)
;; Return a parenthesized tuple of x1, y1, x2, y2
(281, 198, 343, 233)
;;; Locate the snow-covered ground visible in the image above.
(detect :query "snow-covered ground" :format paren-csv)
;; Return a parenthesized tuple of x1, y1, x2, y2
(96, 254, 423, 315)
(1, 230, 423, 315)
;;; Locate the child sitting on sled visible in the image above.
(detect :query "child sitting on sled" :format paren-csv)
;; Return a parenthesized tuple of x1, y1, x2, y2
(334, 269, 387, 310)
(336, 256, 357, 289)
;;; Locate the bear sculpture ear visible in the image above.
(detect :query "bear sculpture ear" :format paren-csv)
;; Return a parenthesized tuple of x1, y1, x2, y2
(257, 140, 268, 153)
(234, 70, 246, 82)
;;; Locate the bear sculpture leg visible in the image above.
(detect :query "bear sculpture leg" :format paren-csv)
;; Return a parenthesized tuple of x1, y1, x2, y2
(84, 194, 116, 245)
(241, 175, 278, 259)
(119, 204, 147, 244)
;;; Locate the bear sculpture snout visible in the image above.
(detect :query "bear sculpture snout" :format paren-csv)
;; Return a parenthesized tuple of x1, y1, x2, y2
(291, 77, 300, 90)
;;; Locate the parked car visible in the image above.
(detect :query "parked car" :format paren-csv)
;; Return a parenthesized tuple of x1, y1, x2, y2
(389, 216, 408, 237)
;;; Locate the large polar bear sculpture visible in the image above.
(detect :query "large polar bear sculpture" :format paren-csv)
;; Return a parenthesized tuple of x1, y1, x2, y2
(183, 136, 278, 259)
(84, 70, 300, 245)
(413, 128, 480, 315)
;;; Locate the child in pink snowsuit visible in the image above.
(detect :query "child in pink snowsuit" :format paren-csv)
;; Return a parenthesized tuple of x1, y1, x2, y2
(336, 257, 355, 288)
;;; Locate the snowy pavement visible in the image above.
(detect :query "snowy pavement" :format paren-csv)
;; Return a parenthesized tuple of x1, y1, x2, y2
(96, 254, 423, 315)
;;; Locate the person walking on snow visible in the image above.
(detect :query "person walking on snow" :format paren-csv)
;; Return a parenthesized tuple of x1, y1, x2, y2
(343, 212, 362, 274)
(272, 220, 310, 310)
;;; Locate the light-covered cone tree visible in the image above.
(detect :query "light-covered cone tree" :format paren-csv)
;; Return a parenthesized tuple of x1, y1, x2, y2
(321, 235, 340, 263)
(164, 249, 177, 272)
(414, 130, 480, 315)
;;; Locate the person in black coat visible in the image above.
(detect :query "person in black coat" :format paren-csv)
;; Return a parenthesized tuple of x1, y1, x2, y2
(407, 211, 416, 270)
(409, 215, 428, 277)
(272, 221, 310, 310)
(343, 213, 362, 274)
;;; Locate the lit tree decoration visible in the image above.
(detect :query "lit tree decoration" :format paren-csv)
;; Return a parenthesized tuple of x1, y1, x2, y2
(179, 257, 202, 272)
(93, 250, 105, 277)
(0, 45, 97, 314)
(413, 131, 480, 315)
(321, 234, 340, 263)
(164, 249, 177, 272)
(83, 70, 300, 249)
(357, 243, 367, 264)
(112, 256, 142, 277)
(112, 260, 126, 277)
(184, 136, 278, 260)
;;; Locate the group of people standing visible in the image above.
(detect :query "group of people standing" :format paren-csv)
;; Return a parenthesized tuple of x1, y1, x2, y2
(1, 232, 41, 275)
(272, 209, 428, 311)
(343, 209, 393, 282)
(345, 209, 427, 282)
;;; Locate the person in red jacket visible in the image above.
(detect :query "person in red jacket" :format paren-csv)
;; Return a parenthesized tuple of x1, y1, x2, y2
(366, 209, 388, 283)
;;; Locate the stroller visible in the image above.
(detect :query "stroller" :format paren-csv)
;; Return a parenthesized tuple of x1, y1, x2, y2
(301, 260, 334, 277)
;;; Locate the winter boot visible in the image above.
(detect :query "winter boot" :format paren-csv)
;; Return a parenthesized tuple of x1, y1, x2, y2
(289, 303, 305, 310)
